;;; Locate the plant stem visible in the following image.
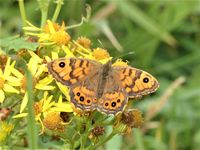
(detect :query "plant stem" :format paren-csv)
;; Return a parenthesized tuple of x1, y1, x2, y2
(80, 117, 91, 150)
(18, 0, 27, 27)
(37, 0, 49, 28)
(90, 131, 117, 150)
(52, 0, 64, 22)
(26, 70, 38, 149)
(66, 4, 91, 30)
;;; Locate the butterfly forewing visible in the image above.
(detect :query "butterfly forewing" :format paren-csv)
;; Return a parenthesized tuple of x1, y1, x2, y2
(48, 58, 103, 112)
(112, 66, 159, 98)
(48, 58, 102, 87)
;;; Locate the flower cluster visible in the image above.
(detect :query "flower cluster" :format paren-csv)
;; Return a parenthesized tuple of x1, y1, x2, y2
(0, 20, 144, 148)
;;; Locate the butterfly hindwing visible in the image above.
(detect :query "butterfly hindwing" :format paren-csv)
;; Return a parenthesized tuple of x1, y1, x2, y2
(97, 74, 128, 115)
(70, 73, 100, 111)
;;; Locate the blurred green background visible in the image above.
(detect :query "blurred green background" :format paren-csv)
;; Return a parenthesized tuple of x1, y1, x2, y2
(1, 0, 200, 149)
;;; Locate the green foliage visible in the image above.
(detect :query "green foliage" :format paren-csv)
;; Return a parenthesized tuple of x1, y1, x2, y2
(1, 0, 200, 149)
(0, 36, 38, 52)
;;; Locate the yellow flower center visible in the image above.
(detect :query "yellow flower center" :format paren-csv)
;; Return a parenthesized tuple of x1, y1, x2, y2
(43, 112, 65, 132)
(50, 31, 71, 45)
(43, 22, 60, 33)
(76, 37, 91, 49)
(21, 76, 37, 92)
(33, 102, 42, 115)
(0, 77, 5, 89)
(92, 48, 110, 60)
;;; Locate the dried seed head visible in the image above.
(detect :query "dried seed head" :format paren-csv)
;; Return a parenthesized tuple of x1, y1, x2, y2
(122, 109, 144, 128)
(89, 126, 105, 141)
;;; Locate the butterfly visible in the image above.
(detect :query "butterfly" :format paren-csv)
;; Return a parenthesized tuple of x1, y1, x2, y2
(47, 58, 159, 115)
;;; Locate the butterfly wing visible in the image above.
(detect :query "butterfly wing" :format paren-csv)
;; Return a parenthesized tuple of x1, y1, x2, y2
(48, 58, 102, 112)
(97, 73, 128, 115)
(48, 58, 101, 86)
(112, 66, 159, 98)
(70, 74, 100, 111)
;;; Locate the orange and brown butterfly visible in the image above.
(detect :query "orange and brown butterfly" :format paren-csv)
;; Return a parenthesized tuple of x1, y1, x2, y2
(47, 58, 159, 115)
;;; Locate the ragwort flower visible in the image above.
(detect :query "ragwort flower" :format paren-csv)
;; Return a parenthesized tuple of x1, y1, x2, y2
(0, 121, 14, 142)
(14, 92, 73, 134)
(24, 20, 71, 46)
(11, 54, 54, 113)
(0, 57, 20, 103)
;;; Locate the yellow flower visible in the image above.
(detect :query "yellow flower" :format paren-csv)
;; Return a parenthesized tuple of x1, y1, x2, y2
(0, 121, 14, 142)
(11, 56, 54, 113)
(50, 30, 71, 46)
(92, 47, 112, 64)
(112, 59, 128, 67)
(14, 92, 73, 134)
(43, 21, 61, 33)
(0, 131, 7, 142)
(38, 93, 73, 133)
(0, 57, 20, 103)
(24, 20, 71, 46)
(43, 111, 65, 132)
(1, 122, 14, 133)
(71, 41, 93, 59)
(76, 36, 91, 49)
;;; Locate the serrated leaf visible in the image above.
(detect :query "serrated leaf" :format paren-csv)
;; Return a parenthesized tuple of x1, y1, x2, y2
(0, 36, 39, 52)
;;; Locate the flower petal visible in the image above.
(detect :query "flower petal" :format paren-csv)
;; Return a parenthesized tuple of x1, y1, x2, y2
(35, 64, 46, 78)
(28, 58, 38, 75)
(4, 57, 15, 77)
(47, 20, 56, 33)
(11, 68, 24, 79)
(3, 84, 19, 94)
(56, 82, 70, 101)
(28, 50, 43, 63)
(44, 56, 52, 62)
(13, 113, 28, 118)
(6, 76, 21, 86)
(0, 89, 5, 103)
(62, 45, 75, 57)
(53, 103, 73, 112)
(35, 84, 55, 90)
(51, 52, 59, 60)
(20, 92, 28, 113)
(37, 75, 53, 85)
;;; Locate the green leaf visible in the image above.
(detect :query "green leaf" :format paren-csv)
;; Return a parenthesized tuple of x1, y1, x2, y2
(0, 36, 38, 52)
(106, 126, 122, 150)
